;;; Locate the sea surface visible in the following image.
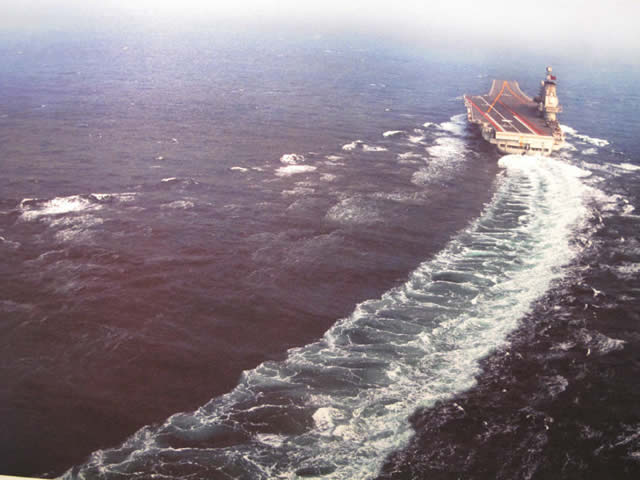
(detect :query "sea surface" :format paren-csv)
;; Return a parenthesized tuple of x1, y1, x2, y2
(1, 26, 639, 479)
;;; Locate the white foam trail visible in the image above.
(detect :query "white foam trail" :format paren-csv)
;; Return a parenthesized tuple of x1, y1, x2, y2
(275, 165, 317, 177)
(69, 155, 597, 480)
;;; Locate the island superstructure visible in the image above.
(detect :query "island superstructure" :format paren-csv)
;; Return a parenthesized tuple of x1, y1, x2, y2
(464, 67, 564, 155)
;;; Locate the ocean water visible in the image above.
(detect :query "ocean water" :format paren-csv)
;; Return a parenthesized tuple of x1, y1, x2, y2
(1, 27, 639, 479)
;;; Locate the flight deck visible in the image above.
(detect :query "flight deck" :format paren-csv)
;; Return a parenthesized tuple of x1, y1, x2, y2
(464, 68, 564, 155)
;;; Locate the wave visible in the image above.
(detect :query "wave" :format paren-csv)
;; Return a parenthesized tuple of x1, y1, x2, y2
(437, 113, 467, 136)
(66, 154, 595, 479)
(615, 162, 640, 172)
(362, 144, 387, 152)
(412, 135, 467, 186)
(342, 140, 362, 151)
(325, 196, 382, 225)
(561, 125, 610, 147)
(382, 130, 404, 138)
(276, 165, 318, 177)
(280, 153, 306, 165)
(19, 192, 139, 223)
(20, 195, 102, 221)
(161, 200, 195, 210)
(341, 140, 386, 152)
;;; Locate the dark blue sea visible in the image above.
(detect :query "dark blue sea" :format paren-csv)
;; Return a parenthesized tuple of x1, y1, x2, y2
(1, 25, 639, 479)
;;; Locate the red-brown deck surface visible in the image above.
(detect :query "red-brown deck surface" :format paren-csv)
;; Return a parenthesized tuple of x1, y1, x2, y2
(465, 80, 553, 137)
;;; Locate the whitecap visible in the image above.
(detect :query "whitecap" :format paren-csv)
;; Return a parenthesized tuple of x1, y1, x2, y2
(282, 186, 315, 197)
(20, 195, 101, 221)
(255, 434, 287, 448)
(161, 177, 178, 183)
(53, 215, 104, 242)
(275, 165, 317, 177)
(320, 173, 337, 182)
(561, 125, 609, 147)
(341, 140, 363, 151)
(49, 215, 103, 229)
(383, 130, 404, 137)
(370, 192, 421, 204)
(560, 124, 577, 135)
(230, 166, 249, 172)
(325, 197, 381, 224)
(612, 262, 640, 280)
(312, 407, 342, 435)
(541, 375, 569, 398)
(411, 136, 467, 186)
(427, 136, 466, 161)
(162, 200, 195, 209)
(578, 329, 626, 355)
(0, 236, 20, 249)
(362, 144, 387, 152)
(437, 113, 467, 136)
(90, 192, 136, 203)
(616, 163, 640, 172)
(559, 142, 578, 152)
(280, 153, 305, 165)
(582, 148, 597, 155)
(397, 151, 423, 163)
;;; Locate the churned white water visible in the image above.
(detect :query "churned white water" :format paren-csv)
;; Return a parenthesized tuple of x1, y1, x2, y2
(69, 154, 596, 479)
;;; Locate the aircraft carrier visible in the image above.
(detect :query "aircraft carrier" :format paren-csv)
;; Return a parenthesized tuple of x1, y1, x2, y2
(464, 67, 564, 155)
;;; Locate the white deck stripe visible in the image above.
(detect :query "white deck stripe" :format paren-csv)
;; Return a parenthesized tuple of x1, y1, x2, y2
(478, 96, 522, 133)
(513, 114, 538, 135)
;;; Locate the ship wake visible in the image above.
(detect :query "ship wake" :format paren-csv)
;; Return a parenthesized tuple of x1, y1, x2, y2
(66, 155, 595, 479)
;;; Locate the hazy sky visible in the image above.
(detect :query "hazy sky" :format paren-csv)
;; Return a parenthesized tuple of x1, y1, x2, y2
(2, 1, 639, 59)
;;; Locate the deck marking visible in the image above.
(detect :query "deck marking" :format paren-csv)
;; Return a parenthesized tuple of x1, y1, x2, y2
(505, 81, 530, 103)
(497, 99, 544, 135)
(478, 96, 522, 133)
(465, 96, 504, 132)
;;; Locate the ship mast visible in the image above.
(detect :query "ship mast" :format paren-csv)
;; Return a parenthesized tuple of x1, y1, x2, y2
(538, 66, 562, 123)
